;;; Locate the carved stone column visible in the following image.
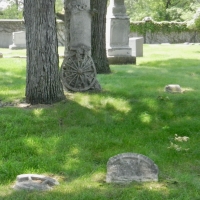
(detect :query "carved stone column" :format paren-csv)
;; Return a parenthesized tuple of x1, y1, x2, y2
(61, 0, 101, 92)
(106, 0, 136, 64)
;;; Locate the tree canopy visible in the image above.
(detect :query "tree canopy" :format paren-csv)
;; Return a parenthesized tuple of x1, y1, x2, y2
(0, 0, 23, 19)
(1, 0, 200, 22)
(125, 0, 200, 22)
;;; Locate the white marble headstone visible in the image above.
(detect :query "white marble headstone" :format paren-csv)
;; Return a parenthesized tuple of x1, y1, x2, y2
(9, 31, 26, 49)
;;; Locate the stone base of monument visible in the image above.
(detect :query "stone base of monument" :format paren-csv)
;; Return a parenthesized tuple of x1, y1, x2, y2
(12, 174, 59, 191)
(107, 56, 136, 65)
(9, 44, 26, 50)
(107, 47, 132, 57)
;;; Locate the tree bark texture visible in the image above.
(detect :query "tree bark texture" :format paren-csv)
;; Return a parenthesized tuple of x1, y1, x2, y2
(24, 0, 64, 104)
(91, 0, 111, 74)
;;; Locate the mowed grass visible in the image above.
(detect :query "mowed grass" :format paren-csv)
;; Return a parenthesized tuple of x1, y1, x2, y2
(0, 45, 200, 199)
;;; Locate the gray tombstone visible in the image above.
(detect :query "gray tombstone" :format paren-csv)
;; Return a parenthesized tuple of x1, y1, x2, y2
(129, 37, 143, 57)
(61, 0, 101, 92)
(13, 174, 59, 191)
(0, 52, 3, 58)
(106, 153, 159, 184)
(9, 31, 26, 50)
(106, 0, 136, 64)
(165, 84, 182, 93)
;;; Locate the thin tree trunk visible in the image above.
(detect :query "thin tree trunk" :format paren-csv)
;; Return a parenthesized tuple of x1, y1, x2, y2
(15, 0, 19, 9)
(24, 0, 64, 104)
(166, 0, 171, 9)
(64, 0, 70, 56)
(91, 0, 111, 74)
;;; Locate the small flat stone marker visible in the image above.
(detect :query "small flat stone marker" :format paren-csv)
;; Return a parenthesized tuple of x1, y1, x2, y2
(106, 153, 158, 184)
(165, 84, 182, 93)
(13, 174, 59, 191)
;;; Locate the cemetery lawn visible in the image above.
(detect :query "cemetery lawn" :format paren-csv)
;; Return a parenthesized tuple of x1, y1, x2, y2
(0, 44, 200, 199)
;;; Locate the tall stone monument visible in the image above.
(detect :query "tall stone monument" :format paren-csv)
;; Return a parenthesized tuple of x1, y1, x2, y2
(61, 0, 101, 92)
(106, 0, 136, 64)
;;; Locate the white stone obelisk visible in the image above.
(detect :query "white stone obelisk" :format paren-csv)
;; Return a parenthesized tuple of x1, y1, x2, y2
(106, 0, 135, 64)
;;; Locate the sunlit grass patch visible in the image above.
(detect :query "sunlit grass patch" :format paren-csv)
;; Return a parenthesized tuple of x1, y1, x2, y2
(0, 45, 200, 199)
(0, 58, 26, 102)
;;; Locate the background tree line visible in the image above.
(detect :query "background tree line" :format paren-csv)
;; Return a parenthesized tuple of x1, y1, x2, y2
(1, 0, 200, 22)
(125, 0, 200, 22)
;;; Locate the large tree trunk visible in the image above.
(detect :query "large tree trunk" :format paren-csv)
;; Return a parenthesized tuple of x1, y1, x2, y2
(91, 0, 111, 74)
(24, 0, 65, 104)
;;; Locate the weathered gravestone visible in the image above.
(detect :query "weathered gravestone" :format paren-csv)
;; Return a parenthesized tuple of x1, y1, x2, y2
(106, 0, 136, 64)
(0, 52, 3, 58)
(106, 153, 159, 184)
(13, 174, 59, 191)
(165, 84, 183, 93)
(61, 0, 101, 92)
(9, 31, 26, 50)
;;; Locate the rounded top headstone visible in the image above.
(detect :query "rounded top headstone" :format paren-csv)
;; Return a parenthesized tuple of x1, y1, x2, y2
(106, 153, 159, 184)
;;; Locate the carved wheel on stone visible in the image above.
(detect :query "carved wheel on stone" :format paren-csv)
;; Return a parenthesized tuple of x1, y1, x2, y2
(61, 53, 97, 92)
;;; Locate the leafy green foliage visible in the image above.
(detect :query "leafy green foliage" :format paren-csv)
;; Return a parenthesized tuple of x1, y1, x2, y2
(0, 0, 63, 19)
(187, 8, 200, 31)
(125, 0, 166, 21)
(194, 9, 200, 30)
(0, 4, 22, 19)
(130, 21, 189, 35)
(55, 0, 64, 13)
(125, 0, 200, 22)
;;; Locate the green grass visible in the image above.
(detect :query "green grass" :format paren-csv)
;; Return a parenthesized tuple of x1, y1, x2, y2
(0, 45, 200, 199)
(0, 47, 65, 57)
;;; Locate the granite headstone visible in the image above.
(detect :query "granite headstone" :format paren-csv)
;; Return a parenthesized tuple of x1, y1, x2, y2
(106, 153, 159, 184)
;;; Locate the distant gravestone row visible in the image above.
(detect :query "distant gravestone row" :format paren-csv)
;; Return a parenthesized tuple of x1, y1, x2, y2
(4, 0, 143, 63)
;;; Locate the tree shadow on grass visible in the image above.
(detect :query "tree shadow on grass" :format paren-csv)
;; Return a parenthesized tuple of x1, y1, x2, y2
(1, 89, 199, 199)
(0, 58, 26, 102)
(0, 61, 200, 199)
